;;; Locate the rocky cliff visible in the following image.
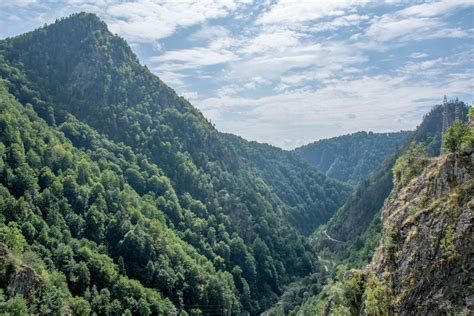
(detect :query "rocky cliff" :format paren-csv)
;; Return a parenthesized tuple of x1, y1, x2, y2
(366, 150, 473, 314)
(0, 243, 42, 302)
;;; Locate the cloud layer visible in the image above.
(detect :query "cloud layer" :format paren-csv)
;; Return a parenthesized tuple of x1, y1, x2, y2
(0, 0, 472, 149)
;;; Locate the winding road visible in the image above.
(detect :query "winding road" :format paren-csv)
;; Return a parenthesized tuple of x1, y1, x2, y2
(323, 229, 344, 243)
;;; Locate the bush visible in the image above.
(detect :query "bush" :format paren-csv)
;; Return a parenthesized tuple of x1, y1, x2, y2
(443, 121, 473, 154)
(393, 142, 428, 186)
(363, 274, 390, 315)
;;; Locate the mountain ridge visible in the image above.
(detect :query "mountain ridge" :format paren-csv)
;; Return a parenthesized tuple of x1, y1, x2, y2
(0, 12, 351, 314)
(295, 130, 411, 184)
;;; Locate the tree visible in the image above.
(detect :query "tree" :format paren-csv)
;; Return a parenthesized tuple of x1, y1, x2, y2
(84, 206, 105, 242)
(0, 221, 27, 252)
(69, 296, 92, 316)
(444, 121, 473, 154)
(0, 293, 29, 315)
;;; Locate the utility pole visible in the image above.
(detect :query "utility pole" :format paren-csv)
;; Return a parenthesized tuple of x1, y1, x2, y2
(442, 96, 449, 134)
(441, 96, 449, 151)
(454, 102, 461, 122)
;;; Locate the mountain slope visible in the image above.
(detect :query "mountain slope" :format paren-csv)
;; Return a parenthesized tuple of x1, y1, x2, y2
(0, 82, 185, 314)
(323, 101, 469, 245)
(223, 133, 351, 235)
(0, 12, 350, 313)
(295, 131, 411, 184)
(367, 151, 473, 313)
(293, 147, 473, 315)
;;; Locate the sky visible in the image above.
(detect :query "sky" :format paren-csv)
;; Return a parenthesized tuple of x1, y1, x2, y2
(1, 1, 473, 149)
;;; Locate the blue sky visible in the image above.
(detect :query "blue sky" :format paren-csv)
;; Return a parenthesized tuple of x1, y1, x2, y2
(1, 1, 473, 149)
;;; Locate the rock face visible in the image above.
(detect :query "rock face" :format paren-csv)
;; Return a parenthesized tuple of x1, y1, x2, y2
(0, 243, 42, 301)
(369, 151, 473, 314)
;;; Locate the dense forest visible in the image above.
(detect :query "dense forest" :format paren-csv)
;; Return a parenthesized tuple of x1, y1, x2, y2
(0, 12, 472, 316)
(295, 131, 411, 184)
(0, 13, 351, 315)
(222, 134, 351, 235)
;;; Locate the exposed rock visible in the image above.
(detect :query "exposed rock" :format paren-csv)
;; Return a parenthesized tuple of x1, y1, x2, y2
(0, 242, 42, 302)
(7, 265, 42, 300)
(368, 151, 473, 315)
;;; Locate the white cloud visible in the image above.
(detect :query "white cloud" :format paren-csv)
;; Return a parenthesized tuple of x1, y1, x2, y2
(257, 0, 369, 26)
(1, 0, 472, 149)
(310, 14, 370, 32)
(228, 41, 366, 85)
(365, 15, 442, 42)
(153, 70, 188, 86)
(1, 0, 37, 6)
(363, 1, 473, 44)
(398, 0, 474, 18)
(195, 70, 473, 149)
(188, 24, 230, 42)
(409, 52, 429, 59)
(106, 0, 246, 42)
(150, 47, 238, 68)
(239, 28, 302, 54)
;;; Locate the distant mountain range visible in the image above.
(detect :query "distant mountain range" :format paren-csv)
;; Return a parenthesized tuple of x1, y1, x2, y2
(295, 131, 411, 185)
(0, 12, 471, 316)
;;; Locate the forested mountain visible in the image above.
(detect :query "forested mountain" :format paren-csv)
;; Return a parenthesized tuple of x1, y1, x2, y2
(295, 131, 411, 184)
(293, 123, 473, 314)
(268, 103, 473, 315)
(223, 134, 351, 235)
(1, 11, 471, 316)
(323, 101, 469, 248)
(0, 13, 350, 315)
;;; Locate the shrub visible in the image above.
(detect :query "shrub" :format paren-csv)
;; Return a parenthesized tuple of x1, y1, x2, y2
(363, 274, 390, 315)
(393, 142, 429, 186)
(444, 121, 473, 154)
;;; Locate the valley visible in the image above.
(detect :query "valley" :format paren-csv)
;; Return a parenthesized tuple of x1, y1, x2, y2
(0, 12, 472, 316)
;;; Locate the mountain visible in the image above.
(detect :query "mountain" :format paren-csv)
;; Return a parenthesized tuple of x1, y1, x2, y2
(321, 101, 469, 248)
(223, 134, 351, 235)
(0, 13, 350, 314)
(294, 146, 473, 315)
(295, 131, 411, 185)
(275, 107, 473, 315)
(367, 149, 473, 314)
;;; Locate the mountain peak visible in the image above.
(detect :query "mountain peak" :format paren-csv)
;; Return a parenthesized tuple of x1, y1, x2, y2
(52, 12, 108, 34)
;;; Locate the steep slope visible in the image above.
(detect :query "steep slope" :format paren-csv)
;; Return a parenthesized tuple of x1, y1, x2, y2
(0, 12, 349, 313)
(223, 134, 351, 235)
(288, 119, 473, 315)
(366, 150, 473, 314)
(295, 131, 411, 185)
(323, 101, 469, 246)
(0, 82, 190, 314)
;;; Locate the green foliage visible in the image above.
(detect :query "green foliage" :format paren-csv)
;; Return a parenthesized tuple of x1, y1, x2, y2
(363, 274, 390, 315)
(290, 270, 364, 315)
(320, 101, 468, 264)
(0, 221, 27, 253)
(295, 131, 411, 184)
(440, 224, 457, 260)
(0, 292, 29, 316)
(393, 141, 428, 186)
(323, 152, 396, 244)
(383, 229, 397, 257)
(443, 121, 473, 154)
(224, 133, 351, 235)
(0, 12, 346, 314)
(468, 107, 474, 120)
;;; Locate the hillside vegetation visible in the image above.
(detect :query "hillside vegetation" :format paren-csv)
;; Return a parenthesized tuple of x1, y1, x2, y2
(0, 13, 349, 314)
(295, 131, 410, 185)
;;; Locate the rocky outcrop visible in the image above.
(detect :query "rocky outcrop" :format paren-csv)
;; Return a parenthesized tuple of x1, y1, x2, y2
(0, 242, 42, 301)
(367, 151, 473, 315)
